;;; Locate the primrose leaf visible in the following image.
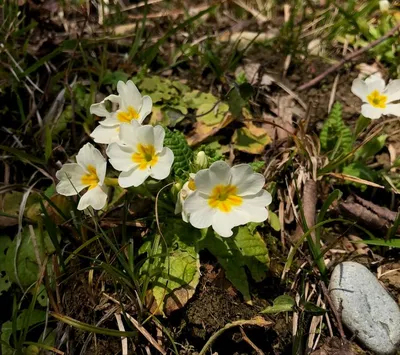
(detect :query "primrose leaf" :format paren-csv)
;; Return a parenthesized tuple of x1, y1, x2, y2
(268, 211, 281, 232)
(227, 83, 254, 118)
(342, 162, 378, 191)
(197, 102, 229, 126)
(182, 90, 217, 109)
(4, 228, 55, 288)
(354, 134, 387, 161)
(198, 225, 269, 301)
(303, 302, 326, 315)
(232, 122, 271, 154)
(0, 235, 12, 295)
(101, 70, 130, 87)
(260, 295, 295, 314)
(139, 219, 201, 315)
(140, 76, 162, 92)
(0, 191, 37, 227)
(1, 309, 46, 355)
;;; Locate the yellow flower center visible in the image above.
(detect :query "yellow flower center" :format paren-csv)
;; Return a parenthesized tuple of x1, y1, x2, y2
(208, 184, 242, 213)
(117, 106, 139, 123)
(188, 179, 196, 191)
(81, 165, 99, 190)
(132, 144, 158, 170)
(367, 90, 387, 108)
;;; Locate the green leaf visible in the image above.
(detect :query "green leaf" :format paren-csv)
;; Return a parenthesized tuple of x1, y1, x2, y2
(232, 123, 271, 154)
(197, 102, 229, 126)
(268, 211, 281, 232)
(342, 162, 378, 190)
(303, 302, 326, 315)
(354, 114, 371, 136)
(101, 70, 130, 87)
(260, 295, 295, 314)
(4, 228, 56, 288)
(1, 309, 46, 355)
(0, 236, 12, 295)
(198, 225, 269, 300)
(227, 83, 254, 118)
(354, 134, 387, 161)
(182, 90, 217, 109)
(139, 219, 201, 314)
(249, 160, 265, 172)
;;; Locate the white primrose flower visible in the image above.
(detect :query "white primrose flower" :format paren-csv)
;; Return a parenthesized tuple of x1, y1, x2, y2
(183, 161, 272, 238)
(90, 80, 152, 144)
(106, 121, 174, 187)
(56, 143, 108, 210)
(175, 173, 196, 222)
(351, 73, 400, 119)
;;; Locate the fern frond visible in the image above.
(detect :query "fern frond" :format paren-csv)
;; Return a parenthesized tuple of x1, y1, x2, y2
(164, 128, 193, 179)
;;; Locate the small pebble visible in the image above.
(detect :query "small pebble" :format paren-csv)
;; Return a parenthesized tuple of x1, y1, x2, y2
(329, 261, 400, 355)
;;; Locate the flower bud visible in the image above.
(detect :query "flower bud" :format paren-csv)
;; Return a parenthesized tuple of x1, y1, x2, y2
(195, 151, 208, 169)
(379, 0, 390, 12)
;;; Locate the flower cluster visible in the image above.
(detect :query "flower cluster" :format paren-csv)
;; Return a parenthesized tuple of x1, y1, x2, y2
(55, 79, 272, 238)
(56, 80, 174, 210)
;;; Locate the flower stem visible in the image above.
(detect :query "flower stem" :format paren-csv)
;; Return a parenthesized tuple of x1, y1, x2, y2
(104, 177, 119, 186)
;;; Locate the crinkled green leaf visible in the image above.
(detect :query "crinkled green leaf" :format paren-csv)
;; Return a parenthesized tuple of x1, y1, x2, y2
(4, 228, 55, 288)
(227, 83, 253, 118)
(198, 225, 269, 300)
(354, 134, 387, 161)
(0, 191, 37, 227)
(261, 295, 295, 314)
(0, 235, 12, 295)
(1, 309, 46, 355)
(197, 102, 229, 126)
(232, 124, 271, 154)
(268, 211, 281, 232)
(182, 90, 217, 109)
(139, 220, 200, 314)
(101, 70, 130, 87)
(303, 301, 326, 315)
(342, 162, 378, 191)
(249, 160, 265, 173)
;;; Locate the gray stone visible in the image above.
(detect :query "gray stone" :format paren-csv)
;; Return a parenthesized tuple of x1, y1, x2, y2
(329, 261, 400, 355)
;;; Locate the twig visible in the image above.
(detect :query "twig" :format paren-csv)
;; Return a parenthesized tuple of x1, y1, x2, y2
(240, 328, 265, 355)
(293, 179, 317, 243)
(199, 317, 272, 355)
(320, 281, 346, 339)
(298, 23, 400, 91)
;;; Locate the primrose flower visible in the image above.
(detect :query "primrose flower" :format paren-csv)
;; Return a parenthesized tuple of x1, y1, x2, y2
(351, 73, 400, 119)
(106, 121, 174, 187)
(56, 143, 108, 210)
(175, 173, 196, 222)
(90, 80, 152, 144)
(183, 161, 272, 237)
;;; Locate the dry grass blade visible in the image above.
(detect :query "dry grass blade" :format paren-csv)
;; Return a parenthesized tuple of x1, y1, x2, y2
(327, 172, 385, 189)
